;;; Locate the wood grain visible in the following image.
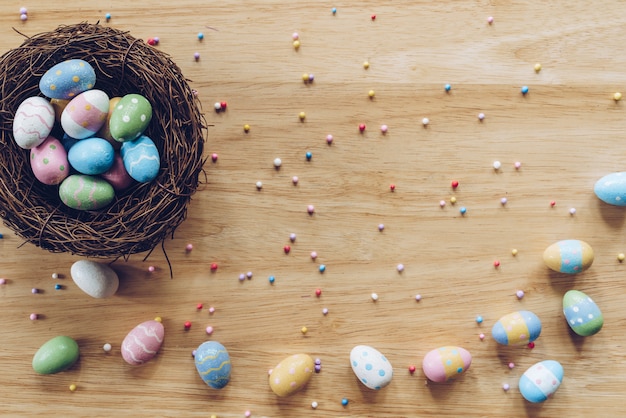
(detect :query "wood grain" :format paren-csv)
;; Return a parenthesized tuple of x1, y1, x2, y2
(1, 1, 626, 416)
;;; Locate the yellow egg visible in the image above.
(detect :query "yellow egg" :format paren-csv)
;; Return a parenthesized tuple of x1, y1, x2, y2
(269, 354, 314, 397)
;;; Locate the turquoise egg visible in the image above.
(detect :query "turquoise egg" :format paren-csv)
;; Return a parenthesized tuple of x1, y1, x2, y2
(39, 59, 96, 100)
(194, 341, 231, 389)
(519, 360, 563, 403)
(594, 172, 626, 206)
(121, 135, 160, 183)
(68, 137, 115, 175)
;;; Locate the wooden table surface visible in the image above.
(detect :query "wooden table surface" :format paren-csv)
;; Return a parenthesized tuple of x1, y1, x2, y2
(1, 1, 626, 417)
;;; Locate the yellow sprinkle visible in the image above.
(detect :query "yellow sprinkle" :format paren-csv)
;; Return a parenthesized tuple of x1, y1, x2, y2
(301, 326, 308, 334)
(614, 92, 622, 101)
(293, 40, 300, 49)
(450, 196, 457, 204)
(534, 63, 542, 72)
(69, 384, 77, 392)
(618, 253, 625, 262)
(511, 249, 518, 256)
(368, 90, 375, 98)
(302, 73, 309, 82)
(154, 316, 162, 323)
(211, 415, 217, 418)
(243, 124, 250, 132)
(299, 111, 306, 120)
(363, 61, 370, 69)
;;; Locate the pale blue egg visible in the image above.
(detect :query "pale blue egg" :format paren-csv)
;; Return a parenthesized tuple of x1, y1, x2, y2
(519, 360, 563, 403)
(194, 341, 231, 389)
(67, 138, 114, 175)
(594, 172, 626, 206)
(39, 59, 96, 100)
(120, 135, 160, 183)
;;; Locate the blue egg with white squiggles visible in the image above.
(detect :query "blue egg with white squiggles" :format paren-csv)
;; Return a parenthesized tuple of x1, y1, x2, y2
(120, 135, 160, 183)
(67, 137, 114, 175)
(594, 172, 626, 206)
(39, 59, 96, 100)
(194, 341, 231, 389)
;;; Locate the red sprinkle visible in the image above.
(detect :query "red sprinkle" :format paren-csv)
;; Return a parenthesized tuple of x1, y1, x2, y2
(359, 123, 366, 132)
(197, 303, 203, 310)
(184, 321, 192, 330)
(147, 37, 156, 46)
(284, 245, 291, 254)
(451, 180, 459, 189)
(528, 342, 535, 349)
(371, 14, 376, 20)
(408, 365, 416, 374)
(494, 260, 500, 268)
(550, 201, 556, 207)
(315, 288, 322, 297)
(210, 263, 218, 271)
(220, 101, 227, 110)
(390, 184, 395, 192)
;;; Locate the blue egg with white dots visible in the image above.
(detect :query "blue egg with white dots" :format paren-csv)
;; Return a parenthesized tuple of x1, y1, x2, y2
(194, 341, 231, 389)
(350, 345, 393, 390)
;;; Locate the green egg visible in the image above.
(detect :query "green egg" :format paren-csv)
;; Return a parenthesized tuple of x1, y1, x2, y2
(109, 94, 153, 142)
(59, 174, 115, 210)
(32, 336, 79, 374)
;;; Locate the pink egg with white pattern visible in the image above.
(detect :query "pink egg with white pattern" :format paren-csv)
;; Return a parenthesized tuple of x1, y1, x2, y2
(61, 89, 109, 139)
(30, 136, 69, 185)
(121, 319, 164, 365)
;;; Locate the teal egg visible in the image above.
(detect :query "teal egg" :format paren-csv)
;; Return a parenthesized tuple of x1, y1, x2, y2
(121, 135, 160, 183)
(194, 341, 231, 389)
(39, 59, 96, 100)
(32, 336, 79, 374)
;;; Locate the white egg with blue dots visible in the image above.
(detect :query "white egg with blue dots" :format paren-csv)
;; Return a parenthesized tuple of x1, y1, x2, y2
(349, 345, 393, 390)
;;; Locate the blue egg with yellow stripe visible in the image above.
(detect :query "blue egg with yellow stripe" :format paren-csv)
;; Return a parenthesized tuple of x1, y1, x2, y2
(492, 310, 542, 346)
(194, 341, 231, 389)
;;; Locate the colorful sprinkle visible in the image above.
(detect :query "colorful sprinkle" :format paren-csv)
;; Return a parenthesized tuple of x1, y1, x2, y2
(255, 181, 263, 190)
(211, 153, 218, 162)
(479, 333, 485, 340)
(528, 342, 535, 349)
(615, 92, 623, 101)
(69, 384, 77, 392)
(184, 321, 192, 330)
(487, 16, 494, 24)
(476, 315, 483, 324)
(103, 343, 112, 352)
(618, 253, 625, 262)
(494, 260, 500, 268)
(408, 365, 416, 374)
(342, 398, 349, 406)
(500, 197, 508, 205)
(31, 288, 38, 294)
(445, 84, 452, 92)
(512, 249, 518, 256)
(243, 124, 251, 132)
(311, 251, 318, 260)
(332, 7, 337, 14)
(51, 273, 59, 279)
(359, 123, 366, 132)
(516, 290, 525, 299)
(314, 364, 322, 373)
(246, 271, 253, 279)
(371, 14, 376, 20)
(307, 205, 315, 214)
(299, 111, 306, 120)
(54, 284, 62, 290)
(534, 63, 542, 72)
(197, 32, 204, 40)
(378, 223, 384, 231)
(363, 61, 370, 69)
(390, 184, 396, 191)
(439, 200, 446, 208)
(210, 263, 218, 271)
(205, 326, 214, 335)
(315, 288, 322, 297)
(450, 196, 457, 204)
(293, 40, 301, 49)
(301, 326, 308, 334)
(244, 411, 251, 418)
(521, 86, 529, 95)
(368, 90, 376, 98)
(514, 162, 521, 169)
(268, 275, 275, 284)
(478, 112, 485, 121)
(326, 134, 334, 144)
(422, 117, 430, 126)
(194, 52, 200, 61)
(274, 157, 282, 168)
(29, 313, 38, 320)
(569, 207, 577, 215)
(459, 207, 467, 215)
(371, 292, 379, 301)
(0, 278, 5, 285)
(397, 263, 404, 272)
(292, 176, 299, 185)
(306, 151, 312, 161)
(380, 124, 388, 133)
(105, 13, 111, 21)
(147, 265, 155, 273)
(415, 294, 422, 301)
(186, 243, 193, 251)
(451, 180, 459, 189)
(208, 307, 215, 314)
(322, 308, 329, 315)
(503, 383, 510, 391)
(493, 160, 501, 170)
(550, 200, 556, 207)
(508, 362, 515, 369)
(312, 401, 319, 409)
(319, 264, 326, 273)
(284, 245, 291, 254)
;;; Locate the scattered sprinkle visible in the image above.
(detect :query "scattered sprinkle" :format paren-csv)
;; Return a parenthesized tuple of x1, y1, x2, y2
(299, 111, 306, 120)
(244, 411, 251, 418)
(311, 401, 319, 409)
(326, 134, 334, 144)
(314, 364, 322, 373)
(371, 14, 376, 20)
(211, 153, 218, 162)
(268, 275, 275, 284)
(503, 383, 510, 391)
(450, 196, 457, 204)
(478, 112, 485, 121)
(500, 197, 508, 205)
(155, 317, 162, 323)
(397, 263, 404, 272)
(284, 245, 291, 254)
(311, 251, 318, 260)
(197, 303, 203, 310)
(487, 16, 494, 24)
(476, 315, 483, 324)
(186, 243, 193, 252)
(380, 124, 388, 134)
(29, 313, 38, 320)
(51, 273, 59, 279)
(301, 326, 308, 335)
(246, 271, 253, 279)
(332, 7, 337, 14)
(451, 180, 459, 189)
(439, 200, 446, 208)
(508, 362, 515, 369)
(494, 260, 500, 268)
(243, 124, 251, 132)
(422, 117, 430, 126)
(206, 326, 214, 335)
(415, 294, 422, 301)
(194, 52, 200, 61)
(198, 32, 204, 40)
(493, 160, 501, 170)
(105, 13, 111, 21)
(274, 157, 282, 168)
(445, 83, 452, 92)
(69, 384, 77, 392)
(363, 61, 370, 69)
(459, 206, 467, 215)
(214, 102, 222, 111)
(54, 284, 62, 290)
(479, 333, 485, 340)
(569, 207, 577, 215)
(371, 292, 379, 301)
(534, 63, 542, 72)
(515, 161, 521, 169)
(618, 253, 625, 262)
(528, 342, 535, 349)
(550, 200, 556, 207)
(0, 278, 5, 285)
(368, 89, 376, 98)
(307, 205, 315, 215)
(292, 32, 299, 40)
(293, 40, 300, 49)
(322, 308, 329, 315)
(31, 288, 39, 294)
(390, 184, 396, 192)
(408, 365, 416, 374)
(359, 123, 366, 132)
(378, 224, 384, 231)
(211, 263, 218, 271)
(511, 249, 518, 256)
(306, 151, 312, 161)
(208, 307, 215, 314)
(103, 343, 112, 352)
(342, 398, 349, 406)
(319, 264, 326, 273)
(315, 288, 322, 297)
(516, 290, 525, 299)
(289, 233, 297, 242)
(292, 176, 299, 185)
(255, 181, 263, 190)
(184, 321, 192, 330)
(521, 86, 529, 95)
(20, 13, 27, 22)
(615, 92, 623, 101)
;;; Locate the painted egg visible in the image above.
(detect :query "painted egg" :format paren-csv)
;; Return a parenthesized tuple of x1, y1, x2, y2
(39, 59, 96, 99)
(350, 345, 393, 390)
(70, 259, 119, 298)
(194, 341, 231, 389)
(121, 320, 164, 365)
(32, 336, 79, 375)
(109, 94, 153, 142)
(100, 153, 134, 191)
(30, 136, 69, 185)
(543, 239, 594, 274)
(563, 290, 603, 336)
(61, 89, 109, 139)
(269, 354, 314, 397)
(68, 137, 115, 175)
(422, 346, 472, 383)
(594, 172, 626, 206)
(121, 135, 160, 183)
(59, 174, 115, 210)
(61, 133, 79, 152)
(519, 360, 563, 403)
(96, 97, 122, 148)
(50, 98, 70, 123)
(492, 310, 542, 346)
(13, 96, 55, 149)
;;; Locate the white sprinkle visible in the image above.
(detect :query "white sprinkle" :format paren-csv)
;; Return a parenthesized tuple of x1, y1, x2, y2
(478, 112, 485, 120)
(415, 294, 422, 301)
(493, 160, 501, 170)
(500, 197, 508, 205)
(569, 208, 576, 215)
(311, 401, 318, 409)
(397, 264, 404, 272)
(103, 343, 112, 352)
(256, 181, 263, 190)
(51, 272, 59, 279)
(422, 117, 429, 126)
(214, 102, 221, 110)
(273, 158, 282, 168)
(371, 293, 379, 301)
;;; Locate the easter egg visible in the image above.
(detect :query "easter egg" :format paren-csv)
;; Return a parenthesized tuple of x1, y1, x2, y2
(121, 135, 160, 183)
(543, 239, 594, 274)
(109, 94, 153, 142)
(349, 345, 393, 390)
(96, 97, 122, 148)
(422, 346, 472, 383)
(70, 259, 119, 298)
(13, 96, 55, 149)
(50, 98, 70, 123)
(563, 290, 603, 336)
(519, 360, 563, 403)
(594, 172, 626, 206)
(194, 341, 232, 389)
(121, 320, 164, 365)
(269, 354, 314, 397)
(39, 59, 96, 99)
(61, 89, 110, 139)
(30, 136, 69, 185)
(68, 137, 115, 175)
(492, 310, 542, 346)
(59, 174, 115, 210)
(100, 153, 134, 191)
(32, 336, 79, 375)
(61, 133, 79, 152)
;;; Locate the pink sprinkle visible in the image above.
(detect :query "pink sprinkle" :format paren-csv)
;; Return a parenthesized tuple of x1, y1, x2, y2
(378, 224, 384, 231)
(502, 383, 510, 391)
(292, 32, 299, 40)
(322, 308, 328, 315)
(500, 197, 507, 205)
(211, 153, 218, 162)
(516, 290, 525, 299)
(487, 16, 494, 24)
(148, 266, 155, 272)
(380, 124, 388, 133)
(31, 288, 38, 294)
(292, 176, 299, 185)
(479, 333, 485, 340)
(186, 243, 193, 251)
(289, 233, 297, 242)
(310, 251, 318, 260)
(397, 264, 404, 272)
(245, 411, 252, 418)
(208, 306, 215, 314)
(478, 112, 485, 121)
(30, 313, 38, 320)
(206, 326, 214, 335)
(439, 200, 446, 208)
(20, 14, 27, 21)
(326, 134, 333, 145)
(508, 362, 515, 369)
(307, 205, 315, 214)
(514, 161, 521, 169)
(0, 278, 6, 285)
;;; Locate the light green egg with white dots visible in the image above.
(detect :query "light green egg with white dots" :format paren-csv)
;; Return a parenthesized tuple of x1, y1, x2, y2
(109, 94, 152, 142)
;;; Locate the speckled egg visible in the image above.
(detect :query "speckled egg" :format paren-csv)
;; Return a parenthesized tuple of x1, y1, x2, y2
(100, 153, 134, 191)
(59, 174, 115, 210)
(519, 360, 563, 403)
(121, 320, 164, 365)
(61, 89, 109, 139)
(563, 290, 603, 336)
(194, 341, 231, 389)
(13, 96, 55, 149)
(30, 136, 69, 185)
(594, 172, 626, 206)
(492, 310, 542, 346)
(39, 59, 96, 99)
(120, 135, 160, 183)
(68, 137, 115, 175)
(350, 345, 393, 390)
(269, 354, 314, 397)
(109, 94, 153, 142)
(422, 346, 472, 383)
(543, 239, 594, 274)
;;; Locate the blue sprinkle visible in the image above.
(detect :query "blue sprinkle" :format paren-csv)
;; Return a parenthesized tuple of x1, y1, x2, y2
(0, 233, 3, 239)
(460, 207, 467, 215)
(521, 85, 529, 94)
(54, 284, 62, 290)
(341, 398, 349, 406)
(444, 83, 451, 92)
(476, 315, 483, 324)
(319, 264, 326, 273)
(105, 13, 111, 21)
(268, 275, 275, 284)
(332, 7, 337, 14)
(306, 151, 312, 161)
(198, 32, 204, 40)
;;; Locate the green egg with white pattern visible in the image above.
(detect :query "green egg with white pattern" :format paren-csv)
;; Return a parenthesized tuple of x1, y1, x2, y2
(109, 94, 152, 143)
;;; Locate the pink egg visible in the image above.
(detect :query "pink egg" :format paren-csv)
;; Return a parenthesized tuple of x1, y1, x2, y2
(61, 89, 109, 139)
(100, 153, 134, 191)
(121, 320, 164, 365)
(422, 346, 472, 383)
(30, 136, 69, 185)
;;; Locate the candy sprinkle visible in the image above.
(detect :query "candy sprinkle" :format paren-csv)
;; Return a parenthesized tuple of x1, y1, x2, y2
(243, 124, 251, 133)
(508, 362, 515, 369)
(494, 260, 500, 268)
(493, 160, 502, 170)
(103, 343, 112, 352)
(615, 92, 623, 101)
(359, 123, 366, 132)
(459, 207, 467, 215)
(255, 181, 263, 190)
(479, 333, 485, 340)
(422, 117, 430, 126)
(478, 112, 485, 121)
(186, 243, 193, 252)
(268, 275, 275, 284)
(312, 401, 319, 409)
(380, 124, 388, 134)
(29, 313, 38, 320)
(322, 308, 329, 315)
(450, 196, 457, 204)
(307, 205, 315, 214)
(534, 63, 542, 72)
(292, 176, 299, 185)
(409, 365, 416, 374)
(516, 290, 525, 299)
(569, 208, 577, 215)
(503, 383, 510, 391)
(528, 342, 535, 349)
(293, 40, 301, 49)
(451, 180, 459, 189)
(514, 161, 522, 169)
(342, 398, 349, 406)
(618, 253, 625, 262)
(487, 16, 494, 24)
(206, 326, 214, 335)
(476, 315, 483, 324)
(439, 200, 446, 208)
(283, 245, 291, 254)
(0, 278, 5, 285)
(511, 248, 518, 256)
(299, 111, 306, 121)
(326, 134, 334, 144)
(69, 384, 77, 392)
(54, 284, 62, 290)
(445, 83, 452, 92)
(311, 251, 318, 260)
(397, 263, 404, 272)
(51, 273, 59, 279)
(368, 89, 376, 98)
(194, 52, 200, 61)
(363, 61, 370, 69)
(415, 294, 422, 302)
(521, 86, 529, 95)
(210, 263, 218, 271)
(198, 32, 204, 40)
(378, 223, 385, 231)
(319, 264, 326, 273)
(184, 321, 192, 330)
(301, 326, 308, 335)
(154, 316, 162, 323)
(274, 158, 282, 168)
(371, 292, 379, 301)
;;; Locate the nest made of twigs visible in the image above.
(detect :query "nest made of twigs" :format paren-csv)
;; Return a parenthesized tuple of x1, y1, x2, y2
(0, 23, 206, 259)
